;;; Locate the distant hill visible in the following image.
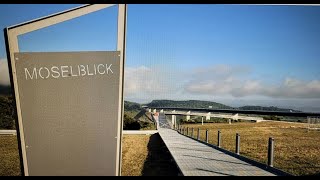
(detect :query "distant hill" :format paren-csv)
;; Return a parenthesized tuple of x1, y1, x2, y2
(146, 100, 233, 109)
(145, 99, 302, 112)
(124, 100, 142, 112)
(237, 106, 301, 112)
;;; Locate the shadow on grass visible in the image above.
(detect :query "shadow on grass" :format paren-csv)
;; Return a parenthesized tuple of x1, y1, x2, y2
(141, 133, 180, 176)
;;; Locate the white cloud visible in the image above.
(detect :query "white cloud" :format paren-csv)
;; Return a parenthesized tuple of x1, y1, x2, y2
(261, 79, 320, 98)
(124, 65, 188, 103)
(184, 65, 320, 99)
(0, 59, 10, 86)
(192, 64, 251, 80)
(125, 66, 151, 95)
(124, 66, 171, 97)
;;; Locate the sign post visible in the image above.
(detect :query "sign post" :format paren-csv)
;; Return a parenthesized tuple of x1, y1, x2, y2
(4, 4, 126, 176)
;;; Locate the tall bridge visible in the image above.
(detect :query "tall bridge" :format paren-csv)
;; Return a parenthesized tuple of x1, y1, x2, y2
(147, 107, 320, 127)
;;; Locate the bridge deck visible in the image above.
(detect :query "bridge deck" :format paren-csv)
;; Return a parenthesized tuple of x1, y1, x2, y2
(157, 113, 276, 176)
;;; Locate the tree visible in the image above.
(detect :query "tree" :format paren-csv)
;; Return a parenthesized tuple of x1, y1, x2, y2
(123, 113, 140, 130)
(0, 95, 16, 129)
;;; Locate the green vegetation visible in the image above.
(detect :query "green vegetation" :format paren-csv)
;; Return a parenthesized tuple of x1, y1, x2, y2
(124, 100, 155, 130)
(146, 100, 302, 113)
(0, 95, 15, 130)
(178, 116, 233, 124)
(146, 100, 232, 109)
(182, 121, 320, 176)
(124, 101, 142, 112)
(263, 115, 281, 121)
(123, 112, 156, 130)
(123, 113, 141, 130)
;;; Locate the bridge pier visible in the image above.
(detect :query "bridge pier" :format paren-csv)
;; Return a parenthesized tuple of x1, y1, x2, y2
(206, 112, 211, 120)
(148, 108, 151, 113)
(172, 110, 176, 129)
(186, 111, 191, 121)
(172, 115, 176, 129)
(160, 109, 164, 113)
(153, 109, 157, 114)
(230, 113, 239, 124)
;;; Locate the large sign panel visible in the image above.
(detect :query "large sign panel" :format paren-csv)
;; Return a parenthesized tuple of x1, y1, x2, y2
(14, 51, 122, 175)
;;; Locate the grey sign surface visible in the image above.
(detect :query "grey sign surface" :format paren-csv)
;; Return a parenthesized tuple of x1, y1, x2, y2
(14, 51, 122, 175)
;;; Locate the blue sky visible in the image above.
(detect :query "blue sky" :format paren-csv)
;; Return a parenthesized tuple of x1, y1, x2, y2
(0, 4, 320, 111)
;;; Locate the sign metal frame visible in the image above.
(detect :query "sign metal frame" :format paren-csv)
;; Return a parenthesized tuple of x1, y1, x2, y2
(3, 4, 127, 176)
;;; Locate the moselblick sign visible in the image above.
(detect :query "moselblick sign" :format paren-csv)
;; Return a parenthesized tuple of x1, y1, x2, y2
(13, 51, 122, 175)
(4, 4, 126, 176)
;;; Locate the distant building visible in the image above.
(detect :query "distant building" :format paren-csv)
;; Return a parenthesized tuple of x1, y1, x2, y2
(209, 106, 213, 108)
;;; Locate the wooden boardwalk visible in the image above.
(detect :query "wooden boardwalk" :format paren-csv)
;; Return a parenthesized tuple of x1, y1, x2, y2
(157, 113, 277, 176)
(0, 130, 17, 135)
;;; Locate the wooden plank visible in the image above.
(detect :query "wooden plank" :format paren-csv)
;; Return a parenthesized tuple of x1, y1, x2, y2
(122, 130, 158, 135)
(0, 130, 17, 135)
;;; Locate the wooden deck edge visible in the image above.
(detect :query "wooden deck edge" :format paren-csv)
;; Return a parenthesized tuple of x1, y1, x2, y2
(176, 130, 293, 176)
(122, 130, 158, 135)
(0, 130, 17, 135)
(158, 130, 185, 176)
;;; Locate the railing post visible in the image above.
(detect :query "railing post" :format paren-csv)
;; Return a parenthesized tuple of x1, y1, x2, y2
(191, 128, 194, 138)
(197, 128, 200, 140)
(218, 130, 221, 148)
(236, 133, 240, 155)
(268, 137, 274, 167)
(187, 127, 189, 136)
(205, 129, 209, 143)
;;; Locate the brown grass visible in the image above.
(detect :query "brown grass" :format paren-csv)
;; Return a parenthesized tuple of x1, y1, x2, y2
(183, 121, 320, 176)
(121, 135, 150, 176)
(0, 134, 179, 176)
(0, 135, 21, 176)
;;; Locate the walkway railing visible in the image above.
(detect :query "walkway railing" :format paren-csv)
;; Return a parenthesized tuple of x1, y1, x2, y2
(174, 124, 292, 176)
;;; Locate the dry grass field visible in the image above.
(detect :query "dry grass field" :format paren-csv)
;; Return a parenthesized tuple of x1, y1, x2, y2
(2, 122, 319, 176)
(121, 135, 150, 176)
(122, 134, 180, 176)
(182, 121, 320, 176)
(0, 134, 179, 176)
(0, 135, 21, 176)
